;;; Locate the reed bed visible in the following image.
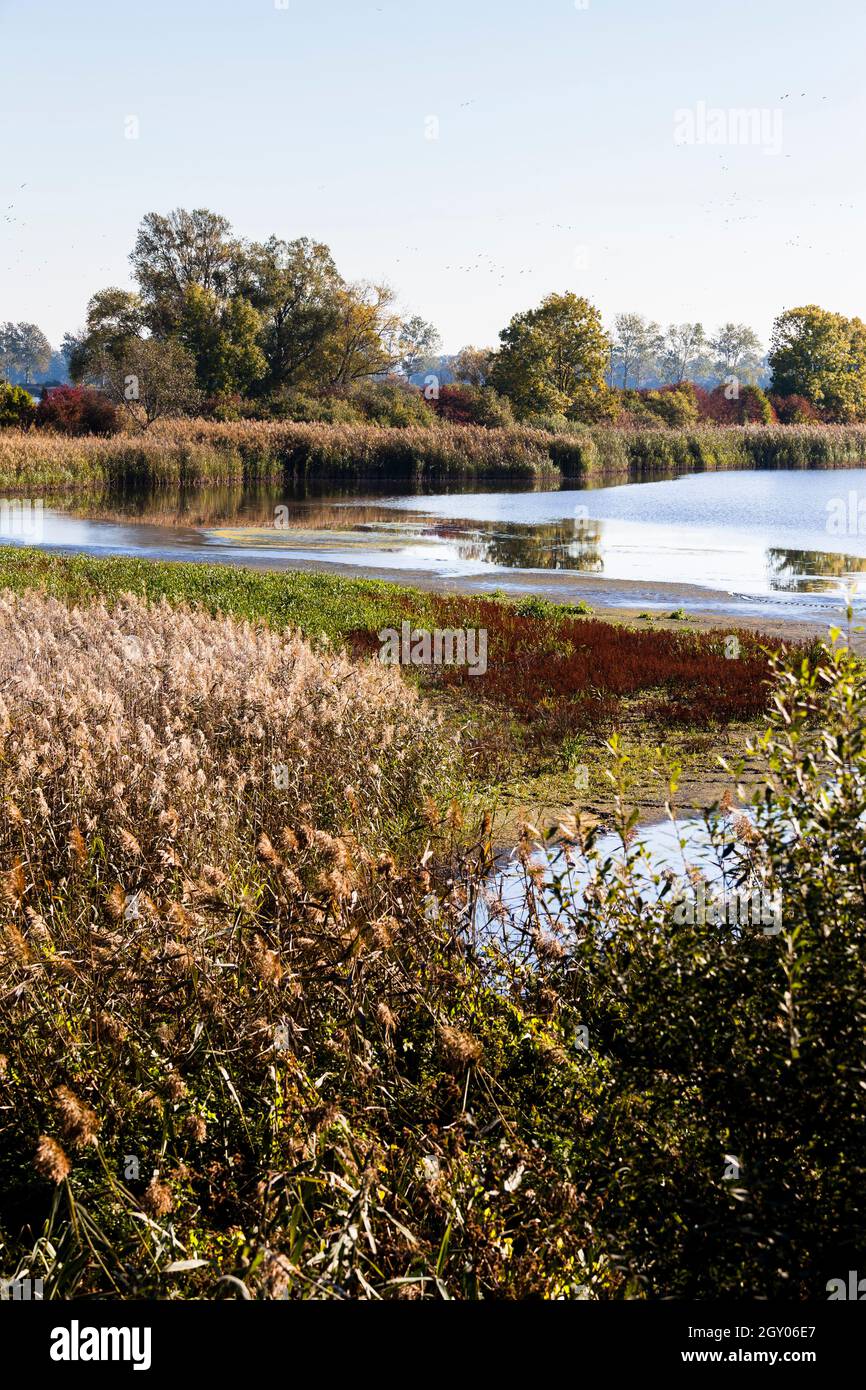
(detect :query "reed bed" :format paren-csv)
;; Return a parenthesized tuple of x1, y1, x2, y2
(2, 418, 866, 490)
(0, 587, 863, 1298)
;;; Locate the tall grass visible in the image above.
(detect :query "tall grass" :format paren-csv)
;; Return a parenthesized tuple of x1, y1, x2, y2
(0, 589, 863, 1297)
(2, 419, 866, 489)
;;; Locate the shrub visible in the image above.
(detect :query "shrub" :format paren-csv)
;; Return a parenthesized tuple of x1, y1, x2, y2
(698, 382, 776, 425)
(35, 385, 120, 436)
(640, 382, 700, 427)
(0, 381, 36, 430)
(768, 392, 822, 424)
(434, 383, 515, 428)
(350, 379, 437, 427)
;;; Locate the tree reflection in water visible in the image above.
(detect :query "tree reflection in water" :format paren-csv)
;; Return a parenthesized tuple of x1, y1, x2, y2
(766, 547, 866, 593)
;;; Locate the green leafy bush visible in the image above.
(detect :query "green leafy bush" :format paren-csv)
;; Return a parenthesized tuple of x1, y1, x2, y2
(0, 381, 36, 430)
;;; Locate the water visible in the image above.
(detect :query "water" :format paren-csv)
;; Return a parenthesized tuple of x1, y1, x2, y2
(2, 466, 866, 622)
(476, 815, 750, 938)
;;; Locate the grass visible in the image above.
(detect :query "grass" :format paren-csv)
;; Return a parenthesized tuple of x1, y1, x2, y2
(0, 546, 808, 825)
(2, 417, 866, 489)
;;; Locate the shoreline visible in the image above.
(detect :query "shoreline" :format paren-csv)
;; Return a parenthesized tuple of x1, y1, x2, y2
(3, 534, 859, 645)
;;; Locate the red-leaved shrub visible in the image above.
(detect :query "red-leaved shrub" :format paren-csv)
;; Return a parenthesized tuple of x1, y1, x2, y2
(36, 386, 120, 436)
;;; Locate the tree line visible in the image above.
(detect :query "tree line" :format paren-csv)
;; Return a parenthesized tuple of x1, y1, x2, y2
(2, 206, 865, 429)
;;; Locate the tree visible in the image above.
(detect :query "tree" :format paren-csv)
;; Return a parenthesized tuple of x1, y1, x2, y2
(611, 313, 663, 389)
(660, 322, 709, 384)
(397, 315, 441, 380)
(179, 285, 266, 398)
(321, 283, 402, 390)
(708, 322, 764, 385)
(0, 321, 52, 383)
(490, 292, 610, 420)
(97, 337, 201, 429)
(451, 345, 494, 387)
(769, 305, 866, 422)
(131, 208, 240, 333)
(67, 289, 147, 381)
(240, 236, 343, 394)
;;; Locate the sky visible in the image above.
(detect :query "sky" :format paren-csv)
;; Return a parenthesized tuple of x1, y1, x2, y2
(1, 0, 865, 355)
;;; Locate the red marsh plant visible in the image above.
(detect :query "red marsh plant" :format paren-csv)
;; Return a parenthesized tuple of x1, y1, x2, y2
(348, 595, 791, 742)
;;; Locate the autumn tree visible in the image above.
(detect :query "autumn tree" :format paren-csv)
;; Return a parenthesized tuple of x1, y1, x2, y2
(322, 283, 402, 390)
(451, 346, 494, 387)
(491, 292, 610, 420)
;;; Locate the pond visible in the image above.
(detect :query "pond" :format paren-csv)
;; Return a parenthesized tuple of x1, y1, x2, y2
(2, 465, 866, 623)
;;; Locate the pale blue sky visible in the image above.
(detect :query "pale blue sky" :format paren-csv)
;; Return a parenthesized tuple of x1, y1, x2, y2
(1, 0, 864, 353)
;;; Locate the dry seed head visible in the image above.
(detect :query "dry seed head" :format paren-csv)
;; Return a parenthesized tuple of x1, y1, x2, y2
(68, 825, 87, 865)
(183, 1114, 207, 1143)
(142, 1176, 173, 1218)
(439, 1025, 483, 1069)
(34, 1135, 71, 1183)
(105, 884, 126, 921)
(256, 831, 283, 869)
(118, 828, 142, 857)
(1, 859, 25, 907)
(54, 1086, 100, 1147)
(376, 1001, 398, 1035)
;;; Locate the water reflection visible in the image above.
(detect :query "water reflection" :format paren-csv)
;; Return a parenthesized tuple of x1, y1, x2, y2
(2, 470, 866, 609)
(766, 548, 866, 593)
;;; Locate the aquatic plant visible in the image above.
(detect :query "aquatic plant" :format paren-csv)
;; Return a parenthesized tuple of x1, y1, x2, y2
(2, 418, 866, 489)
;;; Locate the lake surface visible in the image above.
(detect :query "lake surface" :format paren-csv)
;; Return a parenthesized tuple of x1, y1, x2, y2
(3, 466, 866, 622)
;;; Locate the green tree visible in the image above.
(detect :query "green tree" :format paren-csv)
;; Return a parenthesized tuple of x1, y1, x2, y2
(769, 305, 866, 422)
(179, 285, 266, 398)
(397, 314, 441, 380)
(131, 208, 240, 333)
(240, 236, 343, 394)
(0, 321, 52, 383)
(491, 292, 611, 420)
(709, 322, 764, 384)
(660, 321, 709, 383)
(611, 313, 663, 389)
(67, 289, 147, 382)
